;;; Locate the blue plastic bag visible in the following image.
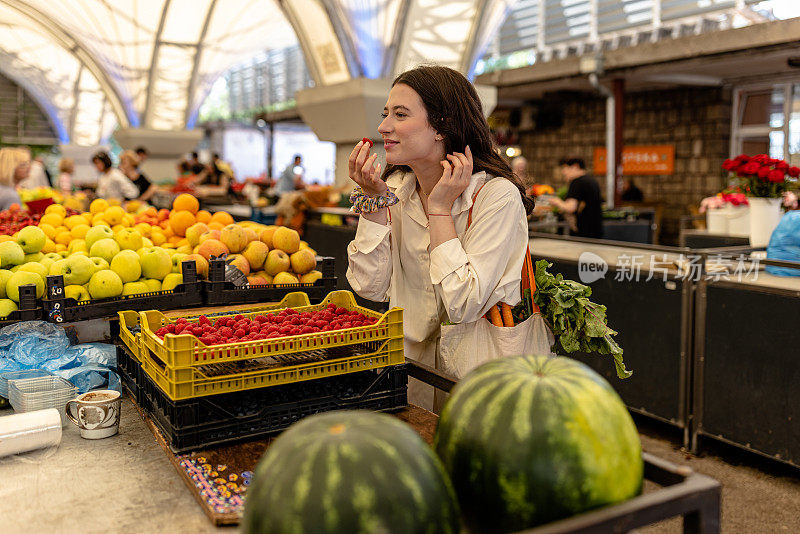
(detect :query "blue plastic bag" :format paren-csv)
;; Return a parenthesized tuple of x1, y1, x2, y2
(0, 322, 119, 394)
(766, 211, 800, 277)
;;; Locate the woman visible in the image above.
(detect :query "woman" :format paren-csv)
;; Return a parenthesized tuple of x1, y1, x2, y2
(119, 150, 157, 202)
(346, 66, 534, 410)
(0, 147, 29, 210)
(57, 157, 74, 196)
(92, 151, 138, 201)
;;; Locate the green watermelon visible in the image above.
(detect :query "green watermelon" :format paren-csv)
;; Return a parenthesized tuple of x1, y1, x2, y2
(243, 410, 461, 534)
(434, 355, 643, 533)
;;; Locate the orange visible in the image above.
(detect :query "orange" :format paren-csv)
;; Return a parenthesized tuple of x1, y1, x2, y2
(64, 215, 86, 230)
(104, 206, 126, 225)
(45, 204, 67, 218)
(40, 213, 63, 228)
(90, 199, 109, 215)
(0, 235, 13, 243)
(150, 232, 166, 246)
(70, 224, 90, 240)
(210, 211, 234, 226)
(195, 210, 212, 224)
(38, 223, 57, 240)
(173, 194, 199, 214)
(168, 210, 195, 237)
(55, 230, 72, 246)
(207, 221, 224, 231)
(167, 236, 183, 245)
(157, 209, 170, 222)
(143, 207, 158, 218)
(81, 212, 93, 224)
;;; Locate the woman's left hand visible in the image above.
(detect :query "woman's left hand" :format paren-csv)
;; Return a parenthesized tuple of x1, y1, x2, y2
(428, 146, 473, 213)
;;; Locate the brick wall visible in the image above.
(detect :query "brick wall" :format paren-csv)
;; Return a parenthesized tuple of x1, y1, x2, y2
(518, 87, 732, 245)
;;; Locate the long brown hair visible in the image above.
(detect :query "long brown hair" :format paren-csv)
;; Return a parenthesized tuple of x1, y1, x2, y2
(381, 65, 534, 214)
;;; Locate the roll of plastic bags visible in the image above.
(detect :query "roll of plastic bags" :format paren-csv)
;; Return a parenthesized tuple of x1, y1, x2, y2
(0, 408, 62, 458)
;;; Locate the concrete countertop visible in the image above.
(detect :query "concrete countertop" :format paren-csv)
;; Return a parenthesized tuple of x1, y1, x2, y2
(0, 400, 225, 533)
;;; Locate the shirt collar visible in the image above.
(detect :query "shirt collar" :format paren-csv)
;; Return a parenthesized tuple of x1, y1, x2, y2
(386, 170, 488, 215)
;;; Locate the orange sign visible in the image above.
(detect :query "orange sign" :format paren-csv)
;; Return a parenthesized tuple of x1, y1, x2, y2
(593, 145, 675, 175)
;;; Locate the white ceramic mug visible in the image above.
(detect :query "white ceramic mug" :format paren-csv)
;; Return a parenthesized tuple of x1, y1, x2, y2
(65, 390, 121, 439)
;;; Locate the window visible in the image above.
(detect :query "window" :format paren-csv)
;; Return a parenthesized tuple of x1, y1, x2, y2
(731, 84, 796, 161)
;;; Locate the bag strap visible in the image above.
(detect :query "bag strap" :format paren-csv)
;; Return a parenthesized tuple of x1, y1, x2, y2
(467, 182, 540, 313)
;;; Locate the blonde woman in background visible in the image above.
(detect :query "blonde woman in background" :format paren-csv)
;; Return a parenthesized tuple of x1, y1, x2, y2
(0, 147, 29, 210)
(119, 150, 156, 202)
(58, 157, 74, 196)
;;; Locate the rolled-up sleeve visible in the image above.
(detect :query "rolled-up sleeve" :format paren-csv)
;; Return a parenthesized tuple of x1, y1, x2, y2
(430, 181, 527, 324)
(346, 216, 392, 302)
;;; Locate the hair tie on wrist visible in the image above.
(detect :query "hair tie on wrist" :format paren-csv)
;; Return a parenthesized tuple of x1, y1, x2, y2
(349, 186, 399, 214)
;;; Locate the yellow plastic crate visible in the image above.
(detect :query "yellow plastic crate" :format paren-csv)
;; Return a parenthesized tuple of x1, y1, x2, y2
(117, 293, 312, 364)
(117, 310, 142, 361)
(139, 290, 403, 368)
(138, 337, 404, 400)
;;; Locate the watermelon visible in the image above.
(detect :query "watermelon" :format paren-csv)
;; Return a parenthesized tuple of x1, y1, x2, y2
(434, 355, 643, 533)
(242, 410, 461, 534)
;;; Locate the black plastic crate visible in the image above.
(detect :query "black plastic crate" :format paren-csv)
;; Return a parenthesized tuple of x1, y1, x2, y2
(44, 261, 203, 323)
(0, 284, 42, 326)
(140, 360, 407, 453)
(116, 344, 144, 406)
(203, 257, 337, 305)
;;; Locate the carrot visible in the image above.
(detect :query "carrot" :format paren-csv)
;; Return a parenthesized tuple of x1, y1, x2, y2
(488, 305, 503, 327)
(501, 303, 514, 327)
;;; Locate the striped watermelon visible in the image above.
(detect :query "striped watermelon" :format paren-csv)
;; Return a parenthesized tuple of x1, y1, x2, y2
(434, 355, 643, 533)
(242, 410, 461, 534)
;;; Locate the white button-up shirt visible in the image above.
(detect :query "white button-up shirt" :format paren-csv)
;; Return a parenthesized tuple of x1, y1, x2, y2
(346, 170, 528, 409)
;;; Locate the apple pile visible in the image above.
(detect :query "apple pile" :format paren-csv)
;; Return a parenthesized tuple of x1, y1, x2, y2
(154, 304, 378, 345)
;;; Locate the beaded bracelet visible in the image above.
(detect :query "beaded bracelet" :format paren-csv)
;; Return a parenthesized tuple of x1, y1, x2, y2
(350, 186, 399, 214)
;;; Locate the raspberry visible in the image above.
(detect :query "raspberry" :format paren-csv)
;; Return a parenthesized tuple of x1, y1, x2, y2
(198, 315, 210, 326)
(166, 324, 176, 334)
(255, 315, 268, 323)
(335, 307, 348, 315)
(234, 328, 246, 338)
(177, 318, 188, 324)
(361, 137, 373, 147)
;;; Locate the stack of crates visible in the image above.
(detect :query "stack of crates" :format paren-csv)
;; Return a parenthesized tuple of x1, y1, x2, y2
(117, 291, 407, 453)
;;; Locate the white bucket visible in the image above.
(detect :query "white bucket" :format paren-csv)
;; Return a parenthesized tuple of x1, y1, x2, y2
(726, 205, 750, 236)
(706, 209, 728, 234)
(748, 197, 783, 247)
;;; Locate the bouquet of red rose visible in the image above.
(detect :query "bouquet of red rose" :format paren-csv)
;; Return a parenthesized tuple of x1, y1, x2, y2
(722, 154, 800, 198)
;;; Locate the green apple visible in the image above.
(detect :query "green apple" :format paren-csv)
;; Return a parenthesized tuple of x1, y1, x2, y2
(0, 298, 17, 317)
(64, 284, 90, 303)
(24, 252, 44, 264)
(170, 253, 187, 273)
(58, 250, 69, 258)
(88, 238, 120, 264)
(0, 241, 25, 268)
(110, 250, 141, 283)
(114, 229, 143, 251)
(161, 272, 183, 291)
(164, 248, 177, 257)
(6, 271, 44, 302)
(39, 257, 55, 273)
(0, 270, 13, 298)
(142, 278, 161, 292)
(68, 239, 88, 255)
(85, 225, 114, 250)
(19, 262, 48, 282)
(89, 257, 109, 273)
(44, 252, 61, 261)
(16, 226, 46, 253)
(9, 265, 20, 272)
(122, 281, 149, 296)
(88, 270, 123, 300)
(139, 247, 172, 280)
(50, 255, 95, 285)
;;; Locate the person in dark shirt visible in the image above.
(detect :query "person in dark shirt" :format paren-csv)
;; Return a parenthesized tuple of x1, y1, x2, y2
(189, 151, 205, 175)
(622, 178, 644, 202)
(548, 158, 603, 239)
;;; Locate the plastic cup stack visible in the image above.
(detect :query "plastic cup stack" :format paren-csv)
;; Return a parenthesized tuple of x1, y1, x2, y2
(8, 376, 78, 426)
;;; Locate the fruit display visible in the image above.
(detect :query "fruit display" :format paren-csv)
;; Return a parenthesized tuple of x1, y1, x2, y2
(153, 303, 379, 345)
(242, 411, 460, 534)
(433, 354, 643, 533)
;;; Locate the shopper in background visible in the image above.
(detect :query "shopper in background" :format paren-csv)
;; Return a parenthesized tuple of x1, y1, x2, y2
(511, 156, 534, 189)
(0, 147, 29, 210)
(120, 150, 157, 202)
(548, 158, 603, 239)
(276, 154, 305, 194)
(57, 157, 74, 196)
(346, 65, 534, 411)
(135, 146, 149, 165)
(622, 178, 644, 202)
(197, 153, 231, 191)
(92, 151, 138, 200)
(189, 151, 205, 175)
(18, 153, 50, 190)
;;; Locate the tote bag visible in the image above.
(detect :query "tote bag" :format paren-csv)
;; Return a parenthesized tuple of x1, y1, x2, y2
(439, 186, 554, 379)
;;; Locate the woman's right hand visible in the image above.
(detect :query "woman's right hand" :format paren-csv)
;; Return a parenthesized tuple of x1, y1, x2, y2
(348, 140, 386, 197)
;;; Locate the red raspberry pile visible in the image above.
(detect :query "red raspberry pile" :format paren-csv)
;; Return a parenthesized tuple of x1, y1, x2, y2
(155, 304, 379, 346)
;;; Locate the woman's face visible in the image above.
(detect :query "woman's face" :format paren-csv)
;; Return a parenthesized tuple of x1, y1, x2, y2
(93, 159, 105, 172)
(378, 83, 443, 166)
(13, 162, 30, 184)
